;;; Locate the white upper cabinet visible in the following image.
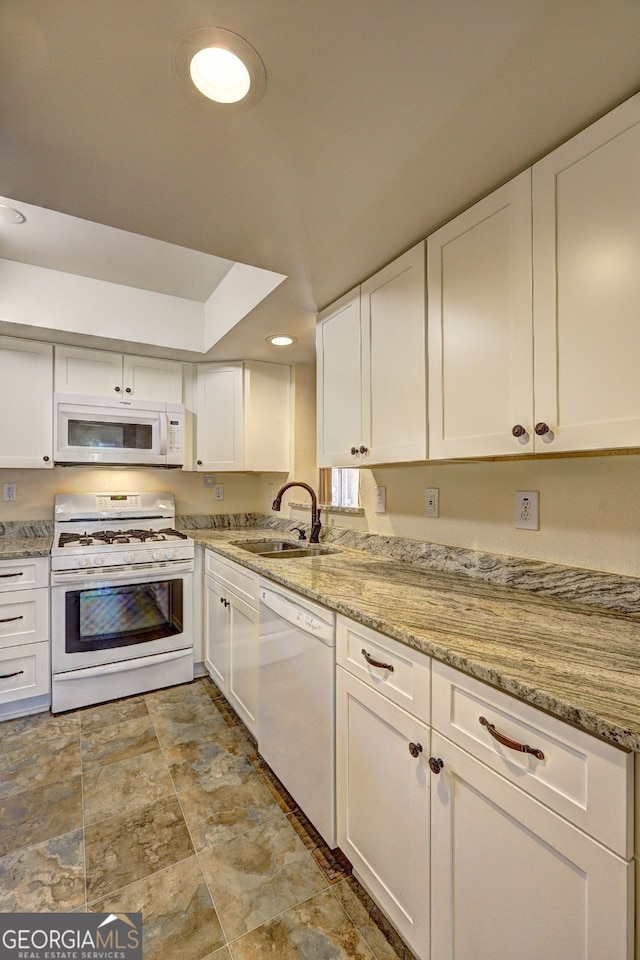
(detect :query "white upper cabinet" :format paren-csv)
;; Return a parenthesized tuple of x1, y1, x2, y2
(427, 171, 534, 459)
(317, 242, 427, 467)
(533, 94, 640, 453)
(0, 337, 53, 468)
(54, 345, 183, 403)
(428, 92, 640, 460)
(195, 361, 290, 472)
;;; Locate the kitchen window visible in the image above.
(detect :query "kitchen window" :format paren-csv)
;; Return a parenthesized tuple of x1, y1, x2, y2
(319, 468, 360, 508)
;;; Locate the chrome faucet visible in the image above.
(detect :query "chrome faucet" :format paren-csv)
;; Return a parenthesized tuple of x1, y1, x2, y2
(272, 481, 322, 543)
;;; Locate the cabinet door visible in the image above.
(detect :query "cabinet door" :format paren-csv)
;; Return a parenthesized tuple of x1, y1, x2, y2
(336, 667, 430, 960)
(316, 288, 364, 466)
(243, 361, 291, 472)
(54, 345, 123, 397)
(0, 337, 53, 468)
(362, 242, 427, 463)
(227, 590, 259, 737)
(533, 94, 640, 453)
(428, 172, 533, 459)
(204, 575, 230, 694)
(430, 732, 633, 960)
(123, 355, 183, 403)
(195, 363, 244, 470)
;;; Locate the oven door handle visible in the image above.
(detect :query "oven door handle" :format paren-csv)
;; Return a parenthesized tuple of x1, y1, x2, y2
(54, 648, 191, 680)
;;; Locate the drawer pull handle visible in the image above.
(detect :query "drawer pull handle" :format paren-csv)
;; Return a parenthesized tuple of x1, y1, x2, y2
(0, 670, 24, 679)
(409, 742, 423, 758)
(361, 648, 394, 673)
(479, 716, 545, 760)
(0, 615, 24, 624)
(0, 572, 23, 579)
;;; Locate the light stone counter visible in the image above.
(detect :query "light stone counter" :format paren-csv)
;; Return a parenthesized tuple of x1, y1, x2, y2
(0, 537, 52, 559)
(190, 528, 640, 752)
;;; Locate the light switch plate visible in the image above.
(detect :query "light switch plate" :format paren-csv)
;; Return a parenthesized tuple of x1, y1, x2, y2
(203, 475, 216, 487)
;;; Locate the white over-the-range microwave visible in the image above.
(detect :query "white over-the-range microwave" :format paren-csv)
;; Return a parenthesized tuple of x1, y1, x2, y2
(53, 393, 185, 466)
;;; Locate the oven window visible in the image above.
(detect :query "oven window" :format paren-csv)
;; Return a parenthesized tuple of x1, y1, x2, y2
(67, 419, 153, 450)
(65, 579, 183, 652)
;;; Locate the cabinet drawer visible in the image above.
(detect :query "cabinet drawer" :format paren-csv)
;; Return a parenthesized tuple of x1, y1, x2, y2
(336, 615, 430, 723)
(0, 587, 48, 649)
(432, 661, 633, 857)
(0, 557, 48, 592)
(0, 642, 50, 704)
(205, 550, 259, 607)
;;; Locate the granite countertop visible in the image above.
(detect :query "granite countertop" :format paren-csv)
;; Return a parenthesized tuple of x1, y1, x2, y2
(0, 537, 52, 559)
(189, 528, 640, 752)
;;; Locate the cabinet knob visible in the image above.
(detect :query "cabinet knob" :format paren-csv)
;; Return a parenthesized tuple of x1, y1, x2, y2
(408, 742, 423, 758)
(359, 445, 368, 455)
(43, 455, 50, 462)
(534, 422, 555, 443)
(350, 446, 358, 456)
(197, 460, 203, 466)
(512, 424, 530, 445)
(428, 757, 444, 774)
(114, 385, 121, 392)
(125, 387, 132, 394)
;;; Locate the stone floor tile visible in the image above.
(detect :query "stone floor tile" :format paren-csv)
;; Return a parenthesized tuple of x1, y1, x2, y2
(199, 818, 327, 940)
(332, 877, 419, 960)
(88, 855, 225, 960)
(229, 887, 375, 960)
(0, 828, 85, 912)
(81, 714, 160, 768)
(83, 749, 174, 826)
(0, 776, 83, 858)
(0, 712, 80, 751)
(164, 734, 244, 793)
(178, 756, 282, 850)
(0, 735, 81, 798)
(85, 796, 193, 901)
(79, 695, 149, 735)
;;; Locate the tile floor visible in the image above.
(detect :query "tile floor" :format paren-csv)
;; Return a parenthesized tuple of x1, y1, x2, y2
(0, 678, 417, 960)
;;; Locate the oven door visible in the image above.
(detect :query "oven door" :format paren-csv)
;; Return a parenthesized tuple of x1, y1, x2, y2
(51, 569, 193, 673)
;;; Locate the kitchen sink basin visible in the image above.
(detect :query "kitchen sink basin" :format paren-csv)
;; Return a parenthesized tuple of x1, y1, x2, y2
(231, 539, 336, 559)
(231, 539, 303, 553)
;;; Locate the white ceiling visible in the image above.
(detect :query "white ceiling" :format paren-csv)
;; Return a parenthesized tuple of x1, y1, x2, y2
(2, 0, 640, 363)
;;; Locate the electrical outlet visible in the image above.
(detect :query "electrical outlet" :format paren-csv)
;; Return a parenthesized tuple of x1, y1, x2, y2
(213, 484, 224, 501)
(203, 475, 216, 487)
(2, 484, 15, 502)
(515, 490, 539, 530)
(425, 487, 439, 517)
(374, 486, 386, 514)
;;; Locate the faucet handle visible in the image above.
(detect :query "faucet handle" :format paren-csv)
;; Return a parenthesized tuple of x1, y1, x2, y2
(291, 526, 307, 541)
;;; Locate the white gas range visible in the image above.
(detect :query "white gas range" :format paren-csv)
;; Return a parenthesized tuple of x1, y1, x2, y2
(50, 492, 194, 713)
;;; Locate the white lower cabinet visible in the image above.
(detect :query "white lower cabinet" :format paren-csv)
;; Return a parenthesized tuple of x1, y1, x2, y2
(0, 557, 50, 718)
(204, 551, 259, 736)
(335, 615, 634, 960)
(336, 617, 432, 960)
(430, 730, 632, 960)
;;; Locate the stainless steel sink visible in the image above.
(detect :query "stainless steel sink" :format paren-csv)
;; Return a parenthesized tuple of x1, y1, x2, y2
(231, 539, 303, 553)
(231, 539, 336, 559)
(257, 546, 336, 559)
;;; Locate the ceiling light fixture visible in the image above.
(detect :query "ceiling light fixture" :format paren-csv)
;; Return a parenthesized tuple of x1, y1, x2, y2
(266, 334, 297, 347)
(0, 203, 25, 224)
(173, 27, 266, 112)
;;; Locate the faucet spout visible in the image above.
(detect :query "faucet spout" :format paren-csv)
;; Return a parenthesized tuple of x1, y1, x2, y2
(271, 481, 322, 543)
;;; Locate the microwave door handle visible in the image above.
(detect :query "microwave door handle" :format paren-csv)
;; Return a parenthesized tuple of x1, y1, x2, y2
(159, 414, 168, 455)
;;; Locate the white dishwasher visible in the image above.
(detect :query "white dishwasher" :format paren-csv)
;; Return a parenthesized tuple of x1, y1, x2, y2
(259, 581, 336, 848)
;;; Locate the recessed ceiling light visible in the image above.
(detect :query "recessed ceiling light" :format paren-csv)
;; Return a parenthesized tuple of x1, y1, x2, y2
(0, 204, 25, 224)
(174, 28, 266, 112)
(266, 334, 297, 347)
